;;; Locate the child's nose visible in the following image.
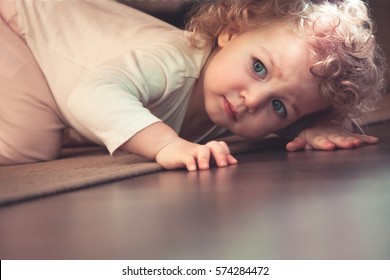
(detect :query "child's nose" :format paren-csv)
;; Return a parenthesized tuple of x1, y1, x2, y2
(240, 87, 267, 113)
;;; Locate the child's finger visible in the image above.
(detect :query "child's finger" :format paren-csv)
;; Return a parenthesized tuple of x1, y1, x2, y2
(355, 134, 379, 144)
(227, 154, 238, 165)
(196, 145, 211, 170)
(286, 136, 307, 152)
(217, 141, 238, 165)
(185, 157, 198, 172)
(206, 141, 228, 167)
(217, 141, 230, 153)
(327, 135, 361, 149)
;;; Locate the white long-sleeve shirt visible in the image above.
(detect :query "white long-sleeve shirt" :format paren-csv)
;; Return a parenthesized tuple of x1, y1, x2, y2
(14, 0, 228, 154)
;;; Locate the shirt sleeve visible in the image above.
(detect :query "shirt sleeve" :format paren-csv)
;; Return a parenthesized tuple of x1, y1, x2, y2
(67, 44, 187, 154)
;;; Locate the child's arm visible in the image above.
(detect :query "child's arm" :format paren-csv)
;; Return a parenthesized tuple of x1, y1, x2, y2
(119, 122, 238, 171)
(285, 119, 379, 152)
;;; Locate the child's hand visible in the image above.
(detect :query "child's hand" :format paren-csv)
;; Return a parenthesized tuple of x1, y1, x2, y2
(119, 122, 237, 172)
(155, 139, 238, 171)
(285, 123, 379, 152)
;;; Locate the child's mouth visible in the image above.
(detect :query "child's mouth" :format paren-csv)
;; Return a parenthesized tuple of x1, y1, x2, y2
(223, 97, 237, 121)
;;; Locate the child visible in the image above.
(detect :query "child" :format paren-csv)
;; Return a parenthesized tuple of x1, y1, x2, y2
(0, 0, 386, 171)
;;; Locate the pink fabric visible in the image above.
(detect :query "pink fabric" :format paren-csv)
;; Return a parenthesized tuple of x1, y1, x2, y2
(0, 11, 65, 165)
(0, 0, 20, 34)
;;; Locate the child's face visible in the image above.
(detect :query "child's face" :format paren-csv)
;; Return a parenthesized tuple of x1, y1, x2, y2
(200, 22, 329, 138)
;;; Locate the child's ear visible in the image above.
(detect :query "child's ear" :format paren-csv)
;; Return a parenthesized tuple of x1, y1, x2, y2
(217, 27, 239, 47)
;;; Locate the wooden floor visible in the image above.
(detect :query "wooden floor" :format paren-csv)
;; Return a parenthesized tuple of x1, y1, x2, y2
(0, 122, 389, 259)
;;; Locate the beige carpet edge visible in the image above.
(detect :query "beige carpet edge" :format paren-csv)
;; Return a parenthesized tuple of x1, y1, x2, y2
(0, 154, 162, 206)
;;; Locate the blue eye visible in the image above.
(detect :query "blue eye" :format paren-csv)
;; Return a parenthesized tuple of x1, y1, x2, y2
(252, 59, 267, 79)
(272, 99, 287, 118)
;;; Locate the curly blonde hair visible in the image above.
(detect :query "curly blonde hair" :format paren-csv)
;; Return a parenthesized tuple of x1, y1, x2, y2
(186, 0, 387, 119)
